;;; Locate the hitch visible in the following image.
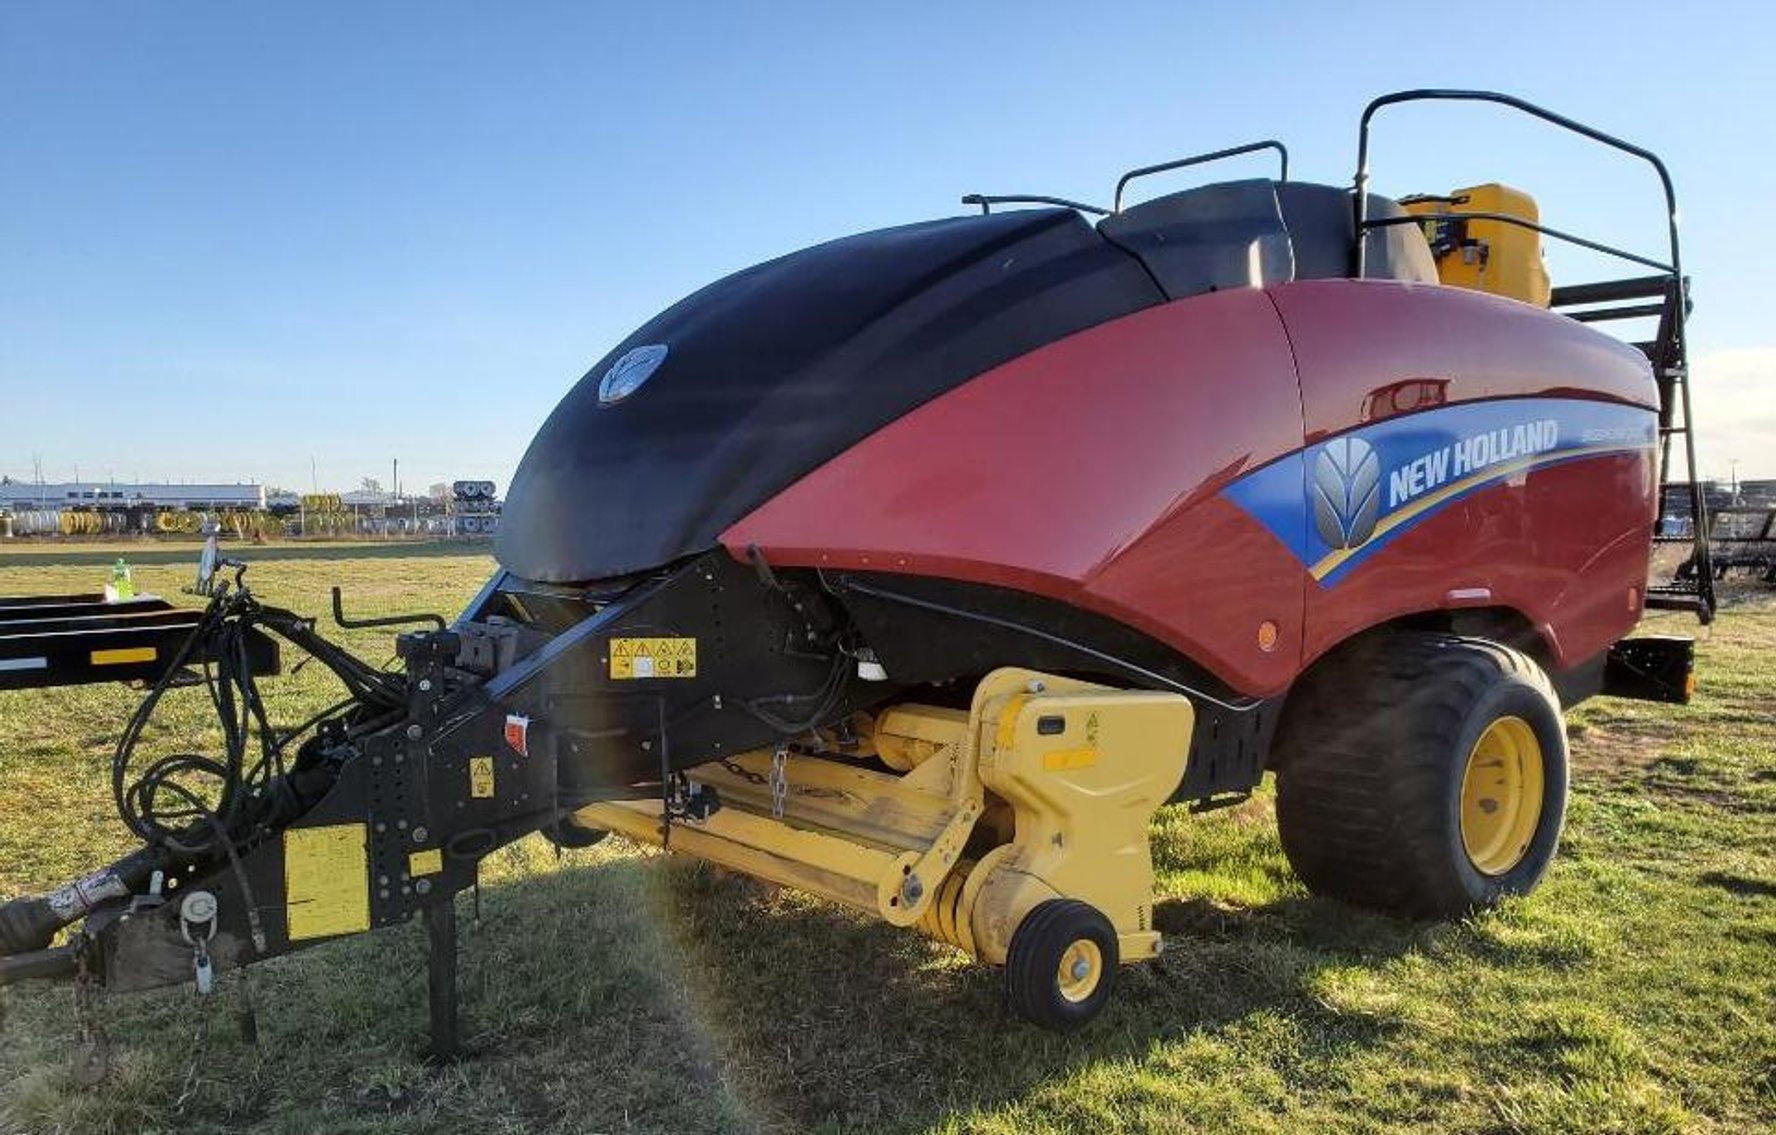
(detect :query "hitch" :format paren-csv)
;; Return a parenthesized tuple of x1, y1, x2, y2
(0, 546, 872, 1073)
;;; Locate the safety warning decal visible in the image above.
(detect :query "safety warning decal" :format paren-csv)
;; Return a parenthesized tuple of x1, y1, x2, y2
(469, 756, 496, 799)
(504, 713, 530, 756)
(609, 636, 698, 680)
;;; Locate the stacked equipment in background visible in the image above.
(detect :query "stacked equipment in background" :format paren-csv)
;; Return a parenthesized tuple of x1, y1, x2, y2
(452, 481, 500, 536)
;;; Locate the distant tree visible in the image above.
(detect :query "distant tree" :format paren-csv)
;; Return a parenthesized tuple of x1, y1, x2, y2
(360, 477, 384, 494)
(428, 482, 450, 501)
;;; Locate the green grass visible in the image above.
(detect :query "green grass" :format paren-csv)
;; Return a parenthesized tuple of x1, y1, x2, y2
(0, 541, 1771, 1134)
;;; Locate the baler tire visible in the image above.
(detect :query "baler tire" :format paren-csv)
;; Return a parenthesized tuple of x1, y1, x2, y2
(1274, 633, 1568, 920)
(1004, 899, 1118, 1031)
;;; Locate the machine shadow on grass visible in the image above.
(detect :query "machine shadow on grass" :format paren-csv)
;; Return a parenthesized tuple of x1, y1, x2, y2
(600, 866, 1420, 1132)
(4, 846, 1430, 1134)
(423, 847, 1427, 1135)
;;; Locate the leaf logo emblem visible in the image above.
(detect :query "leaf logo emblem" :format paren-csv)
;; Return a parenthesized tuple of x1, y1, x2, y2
(598, 344, 669, 406)
(1311, 436, 1381, 550)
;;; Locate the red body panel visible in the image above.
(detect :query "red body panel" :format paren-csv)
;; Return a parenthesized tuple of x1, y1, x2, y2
(724, 288, 1308, 692)
(723, 280, 1660, 696)
(1269, 280, 1657, 440)
(1267, 281, 1659, 670)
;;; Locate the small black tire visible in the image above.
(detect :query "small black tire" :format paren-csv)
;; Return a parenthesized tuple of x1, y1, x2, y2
(541, 815, 609, 850)
(1274, 632, 1569, 919)
(1004, 899, 1118, 1031)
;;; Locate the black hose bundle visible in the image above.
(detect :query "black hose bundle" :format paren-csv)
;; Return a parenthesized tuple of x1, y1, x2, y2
(111, 580, 407, 857)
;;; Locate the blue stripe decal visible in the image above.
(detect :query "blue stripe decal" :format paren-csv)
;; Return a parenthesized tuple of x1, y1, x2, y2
(1221, 397, 1656, 586)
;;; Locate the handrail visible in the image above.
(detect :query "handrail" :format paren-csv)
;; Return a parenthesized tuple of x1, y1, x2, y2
(1352, 88, 1711, 620)
(1361, 211, 1675, 275)
(960, 193, 1110, 217)
(1352, 89, 1681, 285)
(331, 586, 446, 633)
(1113, 140, 1289, 213)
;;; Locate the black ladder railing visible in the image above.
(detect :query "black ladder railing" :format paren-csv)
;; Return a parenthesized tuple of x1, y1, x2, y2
(1356, 90, 1715, 623)
(1550, 275, 1714, 620)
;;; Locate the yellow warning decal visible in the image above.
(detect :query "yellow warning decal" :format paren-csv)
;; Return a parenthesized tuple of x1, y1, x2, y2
(408, 848, 443, 877)
(469, 755, 495, 798)
(1042, 747, 1100, 772)
(92, 646, 156, 666)
(284, 823, 370, 941)
(609, 636, 698, 680)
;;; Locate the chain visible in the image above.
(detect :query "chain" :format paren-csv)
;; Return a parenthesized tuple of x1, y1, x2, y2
(70, 942, 110, 1087)
(719, 758, 768, 786)
(769, 745, 789, 819)
(174, 993, 213, 1111)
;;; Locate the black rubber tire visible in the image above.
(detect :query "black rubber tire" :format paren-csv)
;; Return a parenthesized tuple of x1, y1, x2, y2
(540, 815, 609, 850)
(1004, 899, 1118, 1031)
(1273, 632, 1569, 919)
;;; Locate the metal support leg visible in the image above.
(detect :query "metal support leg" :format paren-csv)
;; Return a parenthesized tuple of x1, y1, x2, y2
(423, 899, 459, 1061)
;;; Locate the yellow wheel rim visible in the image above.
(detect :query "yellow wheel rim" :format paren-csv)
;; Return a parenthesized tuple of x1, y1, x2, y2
(1056, 939, 1103, 1003)
(1459, 715, 1545, 876)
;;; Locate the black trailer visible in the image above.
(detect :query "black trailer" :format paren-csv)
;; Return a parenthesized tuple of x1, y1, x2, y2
(1678, 506, 1776, 584)
(0, 592, 277, 691)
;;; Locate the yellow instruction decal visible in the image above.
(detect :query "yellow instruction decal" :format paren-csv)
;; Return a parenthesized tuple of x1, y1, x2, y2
(609, 636, 698, 680)
(1042, 747, 1099, 772)
(284, 824, 369, 941)
(408, 848, 443, 877)
(469, 755, 495, 798)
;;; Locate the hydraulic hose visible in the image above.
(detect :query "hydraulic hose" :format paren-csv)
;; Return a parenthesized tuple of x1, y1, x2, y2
(0, 845, 164, 957)
(1, 572, 407, 966)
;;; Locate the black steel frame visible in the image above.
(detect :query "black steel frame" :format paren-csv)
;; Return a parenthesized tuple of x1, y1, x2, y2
(1682, 506, 1776, 584)
(1354, 89, 1714, 621)
(960, 138, 1291, 219)
(961, 193, 1109, 217)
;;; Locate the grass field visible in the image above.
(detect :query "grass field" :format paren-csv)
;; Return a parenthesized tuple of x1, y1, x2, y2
(0, 541, 1771, 1135)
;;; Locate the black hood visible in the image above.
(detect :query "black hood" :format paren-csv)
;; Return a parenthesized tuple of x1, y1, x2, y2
(496, 207, 1162, 583)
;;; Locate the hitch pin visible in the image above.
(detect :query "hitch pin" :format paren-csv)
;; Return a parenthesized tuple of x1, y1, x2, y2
(178, 891, 220, 996)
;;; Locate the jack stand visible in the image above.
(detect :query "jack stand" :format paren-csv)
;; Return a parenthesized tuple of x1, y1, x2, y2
(423, 899, 459, 1062)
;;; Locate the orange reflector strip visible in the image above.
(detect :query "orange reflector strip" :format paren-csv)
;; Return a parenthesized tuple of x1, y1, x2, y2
(1684, 673, 1697, 700)
(91, 646, 156, 666)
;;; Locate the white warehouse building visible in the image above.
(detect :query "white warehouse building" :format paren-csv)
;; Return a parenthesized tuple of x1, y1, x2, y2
(0, 482, 269, 511)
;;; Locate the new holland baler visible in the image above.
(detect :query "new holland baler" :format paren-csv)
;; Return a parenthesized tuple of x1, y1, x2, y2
(0, 90, 1712, 1060)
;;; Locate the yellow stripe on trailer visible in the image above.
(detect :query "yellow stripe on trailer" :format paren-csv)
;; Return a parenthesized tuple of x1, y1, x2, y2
(91, 646, 156, 666)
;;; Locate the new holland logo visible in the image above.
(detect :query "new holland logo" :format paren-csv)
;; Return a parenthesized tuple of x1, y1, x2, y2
(597, 343, 668, 406)
(1311, 436, 1381, 550)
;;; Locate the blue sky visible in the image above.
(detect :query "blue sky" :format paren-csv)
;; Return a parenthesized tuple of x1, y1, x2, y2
(4, 1, 1773, 492)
